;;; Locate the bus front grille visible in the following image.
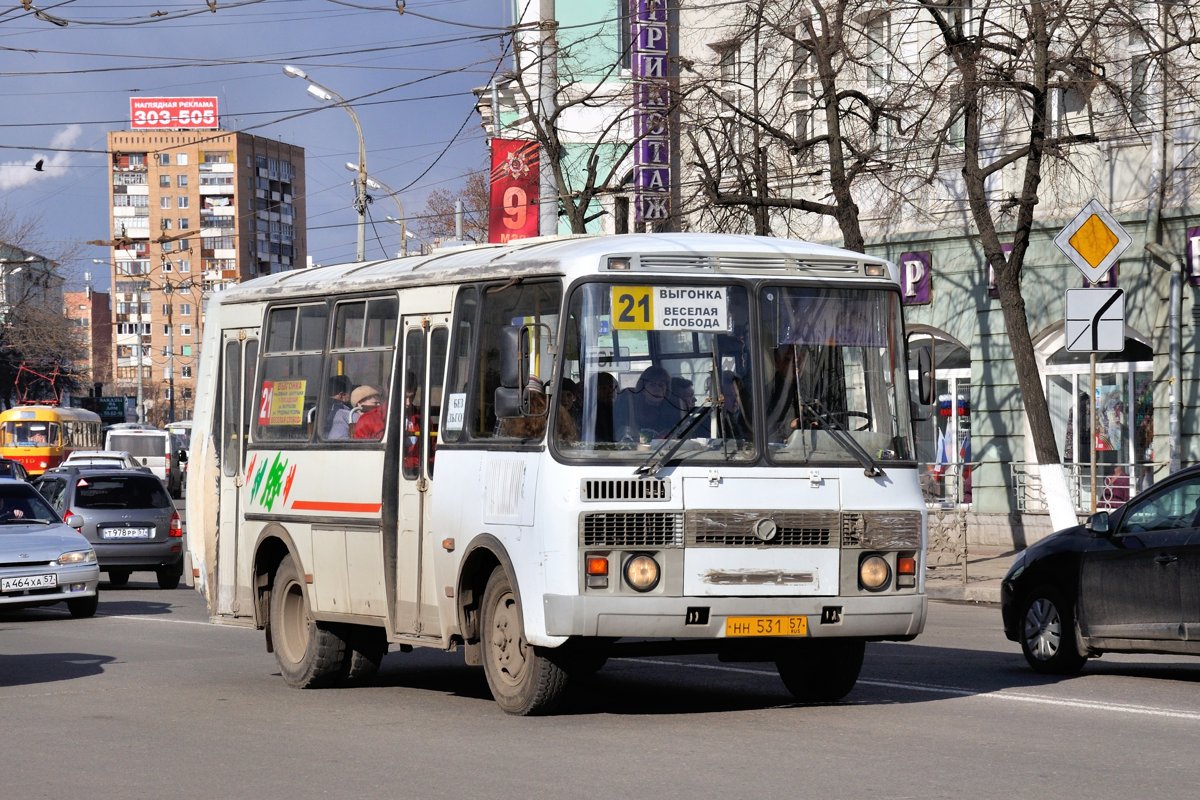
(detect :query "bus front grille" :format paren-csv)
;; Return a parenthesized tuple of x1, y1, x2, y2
(842, 511, 922, 548)
(581, 478, 670, 502)
(581, 512, 684, 547)
(685, 510, 837, 547)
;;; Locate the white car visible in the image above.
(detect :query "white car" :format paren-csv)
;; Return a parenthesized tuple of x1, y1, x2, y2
(0, 479, 99, 618)
(61, 450, 147, 471)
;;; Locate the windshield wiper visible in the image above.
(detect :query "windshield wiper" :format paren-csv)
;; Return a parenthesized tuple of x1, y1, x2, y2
(798, 397, 884, 478)
(0, 517, 51, 525)
(635, 402, 712, 477)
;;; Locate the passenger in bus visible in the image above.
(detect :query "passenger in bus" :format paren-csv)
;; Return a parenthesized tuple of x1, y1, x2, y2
(616, 365, 683, 441)
(670, 377, 696, 412)
(322, 374, 354, 439)
(589, 372, 618, 442)
(350, 385, 386, 440)
(560, 378, 583, 434)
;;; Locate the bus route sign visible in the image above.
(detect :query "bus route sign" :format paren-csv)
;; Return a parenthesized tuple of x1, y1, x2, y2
(610, 286, 729, 332)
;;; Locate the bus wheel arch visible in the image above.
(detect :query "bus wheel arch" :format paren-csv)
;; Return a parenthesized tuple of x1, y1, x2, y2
(252, 523, 300, 645)
(456, 534, 519, 667)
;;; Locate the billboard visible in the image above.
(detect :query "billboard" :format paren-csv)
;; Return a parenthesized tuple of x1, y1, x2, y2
(130, 97, 219, 130)
(488, 138, 539, 243)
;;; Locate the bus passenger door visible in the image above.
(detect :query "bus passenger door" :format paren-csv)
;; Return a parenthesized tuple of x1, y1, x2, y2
(394, 315, 449, 636)
(216, 331, 258, 618)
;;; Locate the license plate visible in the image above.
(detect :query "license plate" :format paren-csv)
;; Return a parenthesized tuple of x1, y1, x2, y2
(725, 615, 808, 637)
(2, 573, 58, 592)
(101, 527, 152, 539)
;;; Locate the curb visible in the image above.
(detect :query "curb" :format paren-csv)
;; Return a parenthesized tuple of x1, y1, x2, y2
(928, 585, 1001, 605)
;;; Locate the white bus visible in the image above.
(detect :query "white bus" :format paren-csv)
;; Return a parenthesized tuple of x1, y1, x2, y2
(186, 233, 932, 715)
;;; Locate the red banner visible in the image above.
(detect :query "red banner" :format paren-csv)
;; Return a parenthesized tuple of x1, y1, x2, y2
(130, 97, 219, 130)
(488, 139, 539, 243)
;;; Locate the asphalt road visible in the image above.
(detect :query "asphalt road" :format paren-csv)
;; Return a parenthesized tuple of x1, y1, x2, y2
(3, 583, 1199, 800)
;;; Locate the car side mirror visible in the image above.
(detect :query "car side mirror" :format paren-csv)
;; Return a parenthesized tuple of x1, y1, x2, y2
(64, 512, 84, 529)
(176, 448, 188, 463)
(1085, 511, 1110, 535)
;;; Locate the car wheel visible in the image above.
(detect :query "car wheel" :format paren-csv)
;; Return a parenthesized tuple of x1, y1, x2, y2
(269, 554, 348, 688)
(775, 638, 865, 703)
(156, 565, 183, 590)
(107, 570, 130, 587)
(1019, 586, 1087, 675)
(67, 593, 99, 618)
(479, 566, 569, 715)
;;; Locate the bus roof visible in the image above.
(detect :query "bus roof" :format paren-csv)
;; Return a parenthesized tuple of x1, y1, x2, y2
(211, 233, 898, 307)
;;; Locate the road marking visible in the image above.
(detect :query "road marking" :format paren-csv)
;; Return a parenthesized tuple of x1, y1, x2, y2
(620, 658, 1200, 721)
(82, 621, 1200, 721)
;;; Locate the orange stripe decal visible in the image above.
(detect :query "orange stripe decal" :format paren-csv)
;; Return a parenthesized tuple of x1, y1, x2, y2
(290, 500, 382, 513)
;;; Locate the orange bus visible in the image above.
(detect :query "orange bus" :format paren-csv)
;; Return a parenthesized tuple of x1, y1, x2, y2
(0, 405, 103, 476)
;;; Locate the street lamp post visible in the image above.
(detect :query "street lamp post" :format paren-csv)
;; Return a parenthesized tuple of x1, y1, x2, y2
(284, 65, 368, 261)
(345, 163, 407, 256)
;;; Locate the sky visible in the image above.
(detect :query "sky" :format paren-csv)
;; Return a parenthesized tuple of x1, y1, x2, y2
(0, 0, 511, 289)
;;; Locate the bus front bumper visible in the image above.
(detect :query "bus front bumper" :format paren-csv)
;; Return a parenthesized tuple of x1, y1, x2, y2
(542, 593, 927, 640)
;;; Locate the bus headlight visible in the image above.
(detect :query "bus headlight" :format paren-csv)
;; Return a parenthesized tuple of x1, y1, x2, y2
(623, 554, 660, 592)
(859, 554, 891, 592)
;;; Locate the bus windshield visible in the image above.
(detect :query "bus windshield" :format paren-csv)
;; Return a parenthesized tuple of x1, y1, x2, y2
(557, 281, 912, 465)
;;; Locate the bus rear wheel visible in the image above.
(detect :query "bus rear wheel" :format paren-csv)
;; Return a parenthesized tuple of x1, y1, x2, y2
(270, 555, 347, 688)
(480, 567, 569, 715)
(775, 638, 865, 703)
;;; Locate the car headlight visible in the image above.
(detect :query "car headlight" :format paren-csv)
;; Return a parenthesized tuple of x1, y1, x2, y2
(859, 554, 891, 591)
(58, 549, 97, 565)
(623, 554, 661, 592)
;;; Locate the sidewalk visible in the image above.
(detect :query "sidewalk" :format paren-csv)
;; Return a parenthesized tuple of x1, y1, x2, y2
(924, 544, 1017, 605)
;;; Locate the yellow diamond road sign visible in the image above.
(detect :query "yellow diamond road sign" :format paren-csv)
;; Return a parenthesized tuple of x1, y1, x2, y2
(1053, 199, 1132, 283)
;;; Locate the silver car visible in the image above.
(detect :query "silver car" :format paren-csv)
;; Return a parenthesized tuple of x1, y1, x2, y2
(32, 468, 182, 589)
(0, 479, 99, 617)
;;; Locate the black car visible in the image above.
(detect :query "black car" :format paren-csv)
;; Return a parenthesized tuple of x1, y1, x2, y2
(1002, 464, 1200, 674)
(32, 468, 183, 589)
(0, 457, 30, 481)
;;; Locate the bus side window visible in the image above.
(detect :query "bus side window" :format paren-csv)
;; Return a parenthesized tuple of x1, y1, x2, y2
(468, 280, 562, 441)
(256, 304, 327, 443)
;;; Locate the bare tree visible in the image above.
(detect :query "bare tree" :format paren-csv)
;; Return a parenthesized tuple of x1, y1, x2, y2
(490, 9, 668, 234)
(918, 0, 1200, 519)
(679, 0, 936, 250)
(416, 170, 489, 245)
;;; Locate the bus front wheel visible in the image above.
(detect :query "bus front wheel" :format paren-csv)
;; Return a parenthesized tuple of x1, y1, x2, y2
(269, 554, 347, 689)
(479, 567, 569, 715)
(775, 638, 865, 703)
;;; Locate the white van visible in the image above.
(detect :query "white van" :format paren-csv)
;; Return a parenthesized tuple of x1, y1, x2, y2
(104, 424, 175, 496)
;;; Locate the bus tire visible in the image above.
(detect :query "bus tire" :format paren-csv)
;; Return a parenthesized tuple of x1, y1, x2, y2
(270, 554, 347, 689)
(341, 625, 387, 684)
(480, 566, 569, 715)
(775, 638, 865, 703)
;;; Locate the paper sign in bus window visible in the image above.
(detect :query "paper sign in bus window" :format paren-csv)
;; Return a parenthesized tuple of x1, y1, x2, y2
(258, 379, 307, 426)
(610, 286, 729, 332)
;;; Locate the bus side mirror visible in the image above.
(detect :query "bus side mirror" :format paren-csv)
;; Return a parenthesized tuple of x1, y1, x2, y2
(499, 326, 523, 390)
(494, 387, 521, 419)
(913, 344, 934, 406)
(177, 449, 188, 463)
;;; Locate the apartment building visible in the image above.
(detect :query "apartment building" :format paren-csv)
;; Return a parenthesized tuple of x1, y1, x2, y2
(63, 286, 112, 391)
(105, 129, 306, 424)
